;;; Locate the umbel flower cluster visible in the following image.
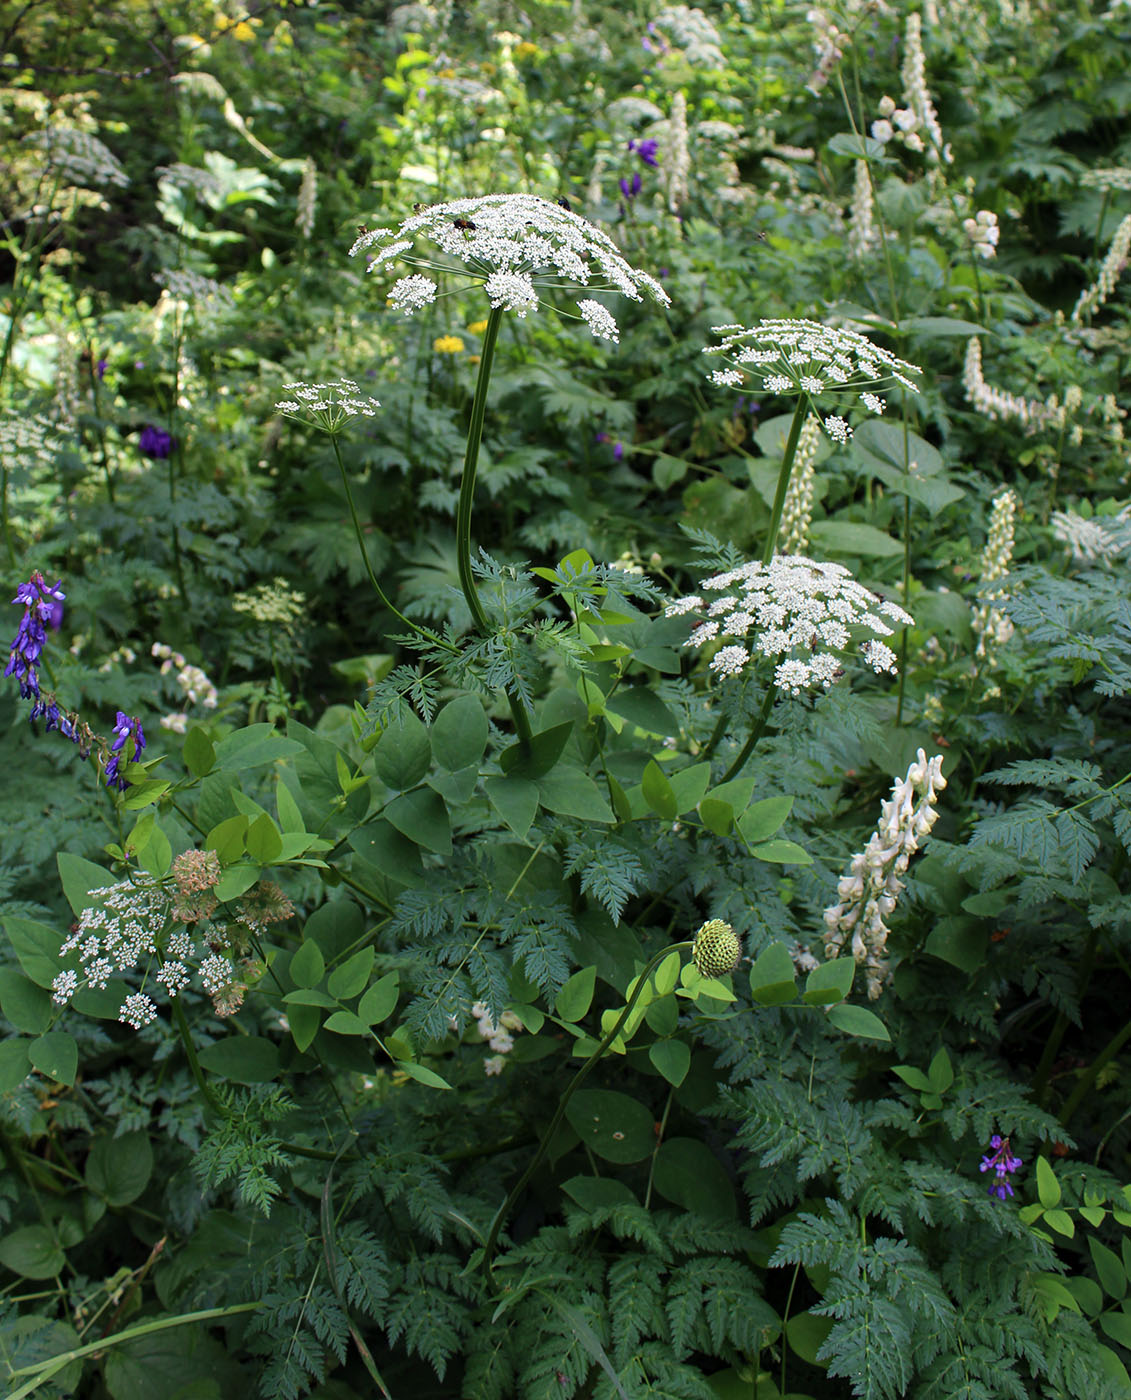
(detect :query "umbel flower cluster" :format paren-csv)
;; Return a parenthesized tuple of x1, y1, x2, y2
(822, 749, 947, 999)
(275, 379, 381, 434)
(704, 319, 921, 441)
(348, 193, 670, 341)
(665, 555, 913, 695)
(51, 854, 294, 1029)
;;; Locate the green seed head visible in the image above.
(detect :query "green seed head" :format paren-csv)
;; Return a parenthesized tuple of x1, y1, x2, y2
(692, 919, 742, 977)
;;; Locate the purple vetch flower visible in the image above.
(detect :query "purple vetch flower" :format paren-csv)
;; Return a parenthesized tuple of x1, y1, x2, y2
(613, 442, 624, 460)
(618, 172, 642, 201)
(104, 709, 146, 791)
(138, 424, 174, 459)
(979, 1133, 1023, 1200)
(96, 358, 107, 380)
(628, 138, 659, 168)
(5, 572, 65, 700)
(29, 696, 83, 748)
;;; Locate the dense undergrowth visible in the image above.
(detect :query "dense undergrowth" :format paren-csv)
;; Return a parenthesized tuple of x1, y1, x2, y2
(3, 2, 1131, 1397)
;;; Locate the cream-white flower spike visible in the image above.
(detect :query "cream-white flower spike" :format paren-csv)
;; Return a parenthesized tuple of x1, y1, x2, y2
(349, 193, 670, 340)
(823, 750, 947, 999)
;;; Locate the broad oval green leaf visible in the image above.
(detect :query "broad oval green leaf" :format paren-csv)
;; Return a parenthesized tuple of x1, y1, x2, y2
(431, 694, 488, 771)
(374, 708, 432, 790)
(565, 1088, 655, 1163)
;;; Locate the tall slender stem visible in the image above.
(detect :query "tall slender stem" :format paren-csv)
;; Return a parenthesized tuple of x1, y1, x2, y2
(763, 397, 809, 567)
(456, 305, 533, 750)
(894, 489, 912, 726)
(329, 434, 454, 652)
(482, 940, 690, 1280)
(719, 684, 776, 784)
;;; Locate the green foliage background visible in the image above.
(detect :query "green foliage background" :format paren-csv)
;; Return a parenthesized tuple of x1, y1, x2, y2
(2, 1, 1131, 1397)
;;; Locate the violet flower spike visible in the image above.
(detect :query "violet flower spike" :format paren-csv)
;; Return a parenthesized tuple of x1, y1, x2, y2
(104, 710, 146, 791)
(979, 1133, 1023, 1200)
(628, 138, 659, 168)
(5, 572, 65, 700)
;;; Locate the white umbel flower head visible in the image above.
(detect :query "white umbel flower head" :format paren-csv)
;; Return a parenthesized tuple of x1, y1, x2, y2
(665, 554, 913, 695)
(704, 318, 920, 438)
(275, 378, 381, 434)
(349, 193, 670, 339)
(823, 749, 947, 999)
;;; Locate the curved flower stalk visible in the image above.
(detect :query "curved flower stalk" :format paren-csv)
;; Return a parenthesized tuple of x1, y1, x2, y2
(667, 555, 913, 779)
(275, 379, 454, 655)
(349, 193, 670, 748)
(962, 339, 1058, 431)
(823, 749, 947, 999)
(704, 318, 921, 566)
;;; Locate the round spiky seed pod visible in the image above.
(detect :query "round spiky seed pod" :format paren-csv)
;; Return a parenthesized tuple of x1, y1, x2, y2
(692, 919, 742, 977)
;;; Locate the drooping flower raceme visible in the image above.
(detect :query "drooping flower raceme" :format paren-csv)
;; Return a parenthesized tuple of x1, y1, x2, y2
(665, 555, 913, 695)
(704, 318, 921, 442)
(348, 193, 670, 343)
(823, 750, 947, 999)
(275, 379, 381, 435)
(5, 572, 65, 700)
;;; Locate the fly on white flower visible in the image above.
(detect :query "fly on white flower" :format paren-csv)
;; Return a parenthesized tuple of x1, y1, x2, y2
(665, 554, 913, 696)
(703, 318, 921, 437)
(349, 193, 670, 341)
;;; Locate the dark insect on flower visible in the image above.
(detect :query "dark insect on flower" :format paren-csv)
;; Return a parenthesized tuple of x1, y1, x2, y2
(413, 202, 425, 212)
(452, 217, 477, 231)
(357, 223, 370, 236)
(556, 195, 572, 209)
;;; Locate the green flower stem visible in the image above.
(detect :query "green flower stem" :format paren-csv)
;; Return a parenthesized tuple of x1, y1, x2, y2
(171, 997, 224, 1118)
(481, 940, 691, 1281)
(699, 706, 731, 765)
(719, 683, 777, 784)
(5, 1304, 261, 1399)
(894, 489, 912, 727)
(763, 396, 809, 567)
(456, 304, 533, 751)
(329, 433, 455, 653)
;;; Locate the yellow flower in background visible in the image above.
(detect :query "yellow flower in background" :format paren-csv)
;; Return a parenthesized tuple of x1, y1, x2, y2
(433, 335, 466, 354)
(468, 354, 481, 365)
(466, 320, 489, 336)
(231, 19, 257, 40)
(514, 41, 539, 60)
